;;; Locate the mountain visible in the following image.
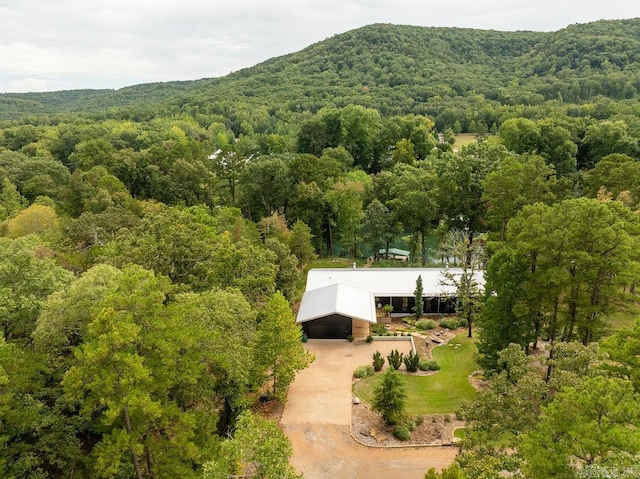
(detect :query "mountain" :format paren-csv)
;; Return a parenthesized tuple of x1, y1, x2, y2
(1, 19, 639, 122)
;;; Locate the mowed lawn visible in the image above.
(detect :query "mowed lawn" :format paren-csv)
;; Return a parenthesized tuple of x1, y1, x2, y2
(354, 332, 478, 414)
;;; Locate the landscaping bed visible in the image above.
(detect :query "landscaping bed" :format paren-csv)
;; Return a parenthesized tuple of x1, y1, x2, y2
(351, 330, 479, 445)
(351, 403, 464, 447)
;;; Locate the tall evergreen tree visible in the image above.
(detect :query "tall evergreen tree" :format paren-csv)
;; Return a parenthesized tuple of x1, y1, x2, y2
(373, 368, 407, 426)
(413, 274, 424, 319)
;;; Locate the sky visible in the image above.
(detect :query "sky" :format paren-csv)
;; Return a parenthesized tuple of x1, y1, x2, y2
(0, 0, 638, 93)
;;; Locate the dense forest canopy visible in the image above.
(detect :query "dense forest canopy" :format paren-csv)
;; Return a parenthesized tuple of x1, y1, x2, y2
(1, 17, 640, 479)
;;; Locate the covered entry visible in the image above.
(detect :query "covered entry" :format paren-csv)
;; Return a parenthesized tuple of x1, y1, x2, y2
(296, 283, 377, 340)
(301, 314, 352, 339)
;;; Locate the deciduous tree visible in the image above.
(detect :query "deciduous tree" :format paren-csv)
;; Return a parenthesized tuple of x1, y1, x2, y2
(255, 292, 313, 401)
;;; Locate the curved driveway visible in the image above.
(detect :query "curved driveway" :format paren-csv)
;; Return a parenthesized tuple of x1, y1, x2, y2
(281, 339, 457, 479)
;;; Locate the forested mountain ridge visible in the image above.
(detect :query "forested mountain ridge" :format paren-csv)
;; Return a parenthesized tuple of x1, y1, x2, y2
(1, 19, 639, 121)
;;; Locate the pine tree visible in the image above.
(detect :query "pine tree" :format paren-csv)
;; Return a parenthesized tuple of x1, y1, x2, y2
(373, 368, 407, 426)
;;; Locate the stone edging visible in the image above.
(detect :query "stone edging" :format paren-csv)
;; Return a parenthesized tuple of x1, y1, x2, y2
(371, 335, 416, 353)
(349, 424, 459, 449)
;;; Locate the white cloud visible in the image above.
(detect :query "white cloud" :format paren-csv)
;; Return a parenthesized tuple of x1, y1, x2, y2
(6, 78, 50, 93)
(0, 0, 638, 93)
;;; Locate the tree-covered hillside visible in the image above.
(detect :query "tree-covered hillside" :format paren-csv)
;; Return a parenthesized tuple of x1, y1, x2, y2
(1, 19, 639, 123)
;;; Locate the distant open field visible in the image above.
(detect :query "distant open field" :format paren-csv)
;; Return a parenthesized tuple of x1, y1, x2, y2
(453, 134, 498, 150)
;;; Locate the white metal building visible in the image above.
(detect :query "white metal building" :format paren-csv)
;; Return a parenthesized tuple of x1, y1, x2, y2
(296, 267, 485, 339)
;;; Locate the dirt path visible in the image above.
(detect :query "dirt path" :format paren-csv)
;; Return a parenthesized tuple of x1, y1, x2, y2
(281, 340, 458, 478)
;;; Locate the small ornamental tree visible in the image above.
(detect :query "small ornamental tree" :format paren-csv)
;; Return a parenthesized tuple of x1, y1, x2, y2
(373, 368, 407, 426)
(403, 350, 421, 372)
(387, 349, 404, 370)
(413, 274, 424, 319)
(372, 351, 385, 371)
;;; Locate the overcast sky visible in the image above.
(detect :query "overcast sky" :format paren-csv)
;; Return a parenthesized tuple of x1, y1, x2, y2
(1, 0, 638, 93)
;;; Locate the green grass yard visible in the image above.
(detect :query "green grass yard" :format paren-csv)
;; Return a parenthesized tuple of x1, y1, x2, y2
(354, 332, 478, 414)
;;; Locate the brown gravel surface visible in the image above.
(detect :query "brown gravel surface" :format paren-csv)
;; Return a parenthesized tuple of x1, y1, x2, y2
(283, 423, 458, 479)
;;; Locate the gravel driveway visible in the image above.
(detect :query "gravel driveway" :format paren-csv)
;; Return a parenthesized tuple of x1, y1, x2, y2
(281, 339, 457, 479)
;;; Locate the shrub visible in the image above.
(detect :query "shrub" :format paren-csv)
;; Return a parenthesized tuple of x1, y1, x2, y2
(372, 323, 386, 335)
(457, 318, 469, 328)
(414, 415, 424, 426)
(387, 349, 404, 370)
(347, 334, 354, 342)
(353, 365, 375, 379)
(372, 351, 385, 371)
(416, 319, 436, 330)
(393, 424, 411, 441)
(365, 334, 373, 343)
(439, 318, 461, 330)
(418, 359, 441, 371)
(403, 350, 421, 372)
(444, 414, 451, 423)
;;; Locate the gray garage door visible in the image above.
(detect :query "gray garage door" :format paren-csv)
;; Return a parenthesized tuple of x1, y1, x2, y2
(302, 314, 352, 339)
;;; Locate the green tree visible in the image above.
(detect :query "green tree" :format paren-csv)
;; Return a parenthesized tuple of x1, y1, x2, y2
(391, 138, 417, 165)
(288, 219, 317, 266)
(238, 156, 292, 221)
(583, 153, 640, 204)
(324, 172, 370, 258)
(373, 368, 407, 426)
(413, 274, 424, 319)
(0, 177, 27, 221)
(297, 118, 328, 157)
(579, 120, 640, 169)
(601, 319, 640, 391)
(264, 237, 302, 302)
(203, 411, 299, 479)
(481, 155, 557, 240)
(499, 117, 541, 154)
(210, 145, 248, 204)
(0, 236, 73, 342)
(440, 229, 484, 338)
(360, 198, 400, 259)
(536, 118, 578, 176)
(100, 203, 220, 291)
(520, 377, 640, 478)
(255, 292, 313, 401)
(32, 264, 123, 359)
(62, 265, 218, 479)
(0, 336, 86, 478)
(389, 163, 438, 265)
(477, 248, 536, 370)
(3, 203, 59, 238)
(169, 288, 258, 432)
(338, 104, 382, 170)
(435, 141, 507, 240)
(506, 198, 640, 351)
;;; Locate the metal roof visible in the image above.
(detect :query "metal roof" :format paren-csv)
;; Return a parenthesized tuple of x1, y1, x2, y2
(305, 267, 484, 297)
(296, 283, 377, 324)
(378, 248, 411, 256)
